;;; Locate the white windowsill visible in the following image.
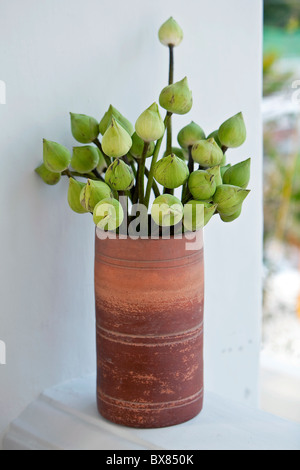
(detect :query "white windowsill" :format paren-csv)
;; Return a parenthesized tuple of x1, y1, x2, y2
(2, 375, 300, 451)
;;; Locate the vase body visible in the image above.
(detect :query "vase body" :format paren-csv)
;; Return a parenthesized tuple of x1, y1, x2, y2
(94, 232, 204, 428)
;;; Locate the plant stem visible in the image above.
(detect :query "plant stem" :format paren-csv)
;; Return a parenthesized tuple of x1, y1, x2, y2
(93, 138, 111, 168)
(221, 145, 228, 154)
(188, 146, 194, 174)
(145, 113, 171, 209)
(138, 141, 150, 205)
(144, 167, 160, 198)
(166, 45, 174, 157)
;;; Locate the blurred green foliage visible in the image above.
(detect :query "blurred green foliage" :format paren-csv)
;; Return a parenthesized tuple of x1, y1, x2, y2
(264, 0, 300, 30)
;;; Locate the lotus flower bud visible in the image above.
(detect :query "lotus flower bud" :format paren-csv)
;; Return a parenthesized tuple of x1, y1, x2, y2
(96, 147, 108, 174)
(102, 118, 132, 158)
(159, 77, 193, 115)
(99, 105, 134, 136)
(177, 122, 206, 149)
(207, 130, 222, 148)
(93, 198, 124, 231)
(135, 103, 165, 142)
(105, 159, 134, 191)
(80, 179, 112, 212)
(43, 139, 71, 173)
(213, 184, 250, 216)
(220, 164, 231, 180)
(158, 17, 183, 47)
(151, 194, 183, 227)
(218, 112, 247, 148)
(188, 170, 216, 200)
(71, 146, 100, 173)
(222, 158, 251, 188)
(35, 163, 61, 185)
(70, 113, 99, 144)
(154, 154, 189, 189)
(191, 138, 224, 168)
(220, 205, 242, 223)
(183, 200, 218, 231)
(68, 178, 88, 214)
(207, 165, 222, 187)
(163, 146, 187, 160)
(130, 132, 155, 159)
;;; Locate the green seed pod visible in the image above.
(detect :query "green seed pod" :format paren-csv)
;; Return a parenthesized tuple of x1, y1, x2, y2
(191, 138, 224, 168)
(222, 158, 251, 188)
(102, 118, 132, 158)
(151, 194, 183, 227)
(218, 112, 247, 148)
(158, 17, 183, 47)
(99, 105, 134, 136)
(183, 200, 218, 231)
(130, 132, 155, 159)
(93, 198, 124, 231)
(80, 179, 112, 212)
(159, 77, 193, 115)
(68, 178, 88, 214)
(213, 184, 250, 216)
(105, 159, 134, 191)
(207, 165, 222, 187)
(207, 130, 222, 148)
(135, 103, 165, 142)
(43, 139, 71, 173)
(154, 154, 189, 189)
(188, 170, 216, 200)
(70, 113, 99, 144)
(220, 205, 242, 223)
(35, 163, 61, 185)
(220, 164, 231, 180)
(71, 146, 100, 173)
(163, 146, 187, 160)
(177, 122, 206, 149)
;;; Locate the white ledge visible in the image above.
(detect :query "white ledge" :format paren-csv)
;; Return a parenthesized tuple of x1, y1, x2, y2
(2, 375, 300, 451)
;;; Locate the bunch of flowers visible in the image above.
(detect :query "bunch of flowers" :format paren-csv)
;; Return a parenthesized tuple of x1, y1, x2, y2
(35, 17, 251, 234)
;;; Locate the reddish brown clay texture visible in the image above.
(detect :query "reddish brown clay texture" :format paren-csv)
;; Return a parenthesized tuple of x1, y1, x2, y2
(95, 233, 204, 428)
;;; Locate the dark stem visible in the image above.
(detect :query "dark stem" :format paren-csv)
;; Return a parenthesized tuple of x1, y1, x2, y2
(188, 146, 194, 174)
(138, 141, 150, 205)
(93, 138, 111, 168)
(221, 145, 228, 154)
(166, 45, 174, 157)
(92, 168, 105, 182)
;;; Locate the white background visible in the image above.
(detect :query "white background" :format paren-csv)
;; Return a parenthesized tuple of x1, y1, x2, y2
(0, 0, 263, 442)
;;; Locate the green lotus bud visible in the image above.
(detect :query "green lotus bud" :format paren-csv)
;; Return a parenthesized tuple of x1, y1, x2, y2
(177, 122, 206, 149)
(99, 105, 134, 136)
(218, 112, 247, 148)
(163, 146, 187, 160)
(159, 77, 193, 115)
(222, 158, 251, 188)
(207, 130, 222, 148)
(93, 198, 124, 231)
(135, 103, 165, 142)
(43, 139, 71, 173)
(154, 154, 189, 189)
(80, 179, 112, 212)
(158, 17, 183, 47)
(183, 200, 218, 231)
(68, 178, 88, 214)
(151, 194, 183, 227)
(213, 184, 250, 216)
(102, 118, 132, 158)
(105, 159, 134, 191)
(188, 170, 216, 200)
(191, 139, 224, 168)
(71, 146, 100, 173)
(70, 113, 99, 144)
(35, 163, 61, 185)
(96, 147, 108, 174)
(220, 164, 231, 180)
(220, 205, 242, 223)
(207, 165, 222, 187)
(130, 132, 155, 159)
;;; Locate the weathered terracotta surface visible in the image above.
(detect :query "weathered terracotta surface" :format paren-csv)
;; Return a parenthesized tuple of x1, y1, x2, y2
(95, 232, 204, 428)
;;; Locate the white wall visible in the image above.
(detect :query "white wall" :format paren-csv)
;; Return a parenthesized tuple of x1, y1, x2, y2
(0, 0, 263, 442)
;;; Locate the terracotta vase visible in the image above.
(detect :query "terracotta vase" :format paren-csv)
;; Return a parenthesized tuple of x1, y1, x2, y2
(94, 231, 204, 428)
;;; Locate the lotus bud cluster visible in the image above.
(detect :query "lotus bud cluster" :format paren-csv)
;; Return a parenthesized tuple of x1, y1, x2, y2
(35, 18, 252, 233)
